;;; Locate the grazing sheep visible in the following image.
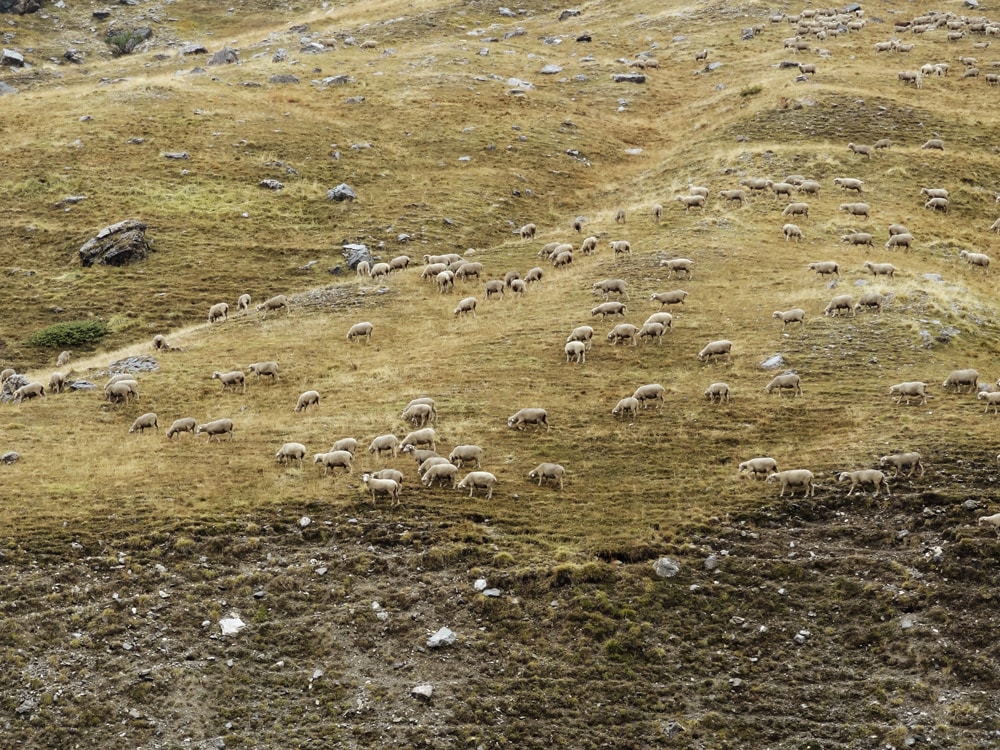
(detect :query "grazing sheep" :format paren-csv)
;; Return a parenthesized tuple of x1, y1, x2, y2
(276, 442, 307, 466)
(347, 321, 374, 343)
(421, 263, 448, 280)
(698, 339, 732, 362)
(247, 361, 279, 380)
(807, 261, 839, 278)
(454, 297, 478, 318)
(48, 372, 66, 394)
(237, 293, 252, 312)
(959, 250, 990, 273)
(838, 469, 890, 496)
(920, 187, 949, 200)
(921, 138, 945, 151)
(370, 262, 391, 280)
(529, 462, 565, 489)
(650, 290, 688, 307)
(824, 295, 856, 317)
(401, 402, 436, 427)
(449, 445, 484, 469)
(638, 321, 667, 345)
(552, 250, 575, 268)
(591, 301, 627, 320)
(854, 292, 888, 314)
(407, 448, 440, 468)
(874, 138, 891, 150)
(738, 457, 778, 480)
(457, 471, 499, 499)
(607, 323, 639, 347)
(782, 202, 810, 218)
(12, 382, 45, 403)
(610, 240, 632, 259)
(879, 452, 924, 477)
(593, 278, 630, 300)
(839, 202, 871, 219)
(417, 456, 449, 476)
(783, 223, 804, 242)
(767, 181, 795, 198)
(847, 142, 873, 158)
(863, 261, 896, 279)
(485, 279, 505, 300)
(389, 255, 412, 272)
(675, 195, 705, 211)
(507, 407, 549, 431)
(567, 325, 595, 351)
(195, 418, 235, 442)
(519, 223, 537, 239)
(104, 381, 138, 404)
(633, 383, 666, 409)
(652, 203, 663, 223)
(454, 262, 483, 281)
(688, 186, 709, 198)
(663, 258, 694, 279)
(369, 434, 400, 458)
(422, 462, 459, 488)
(524, 267, 544, 284)
(361, 473, 401, 506)
(510, 279, 528, 296)
(885, 233, 914, 250)
(772, 309, 805, 328)
(575, 236, 598, 257)
(401, 428, 436, 452)
(719, 189, 748, 204)
(765, 372, 802, 396)
(313, 450, 353, 475)
(612, 396, 640, 419)
(212, 370, 246, 393)
(888, 223, 910, 237)
(833, 177, 864, 193)
(166, 417, 197, 439)
(436, 270, 455, 293)
(765, 469, 816, 496)
(740, 177, 770, 193)
(56, 350, 72, 367)
(614, 208, 626, 224)
(889, 381, 928, 405)
(978, 391, 1000, 413)
(294, 390, 320, 412)
(208, 302, 229, 323)
(841, 232, 874, 247)
(963, 67, 981, 78)
(573, 216, 585, 232)
(356, 260, 371, 279)
(704, 382, 730, 404)
(565, 340, 587, 363)
(942, 369, 979, 393)
(256, 295, 290, 319)
(331, 437, 359, 455)
(924, 197, 949, 213)
(0, 368, 14, 383)
(797, 180, 821, 196)
(898, 70, 923, 87)
(128, 412, 158, 434)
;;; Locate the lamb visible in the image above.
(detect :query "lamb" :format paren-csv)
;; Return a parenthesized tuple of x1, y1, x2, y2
(369, 434, 400, 458)
(612, 396, 640, 419)
(650, 290, 688, 307)
(485, 279, 505, 300)
(847, 142, 873, 158)
(854, 292, 888, 314)
(824, 295, 856, 317)
(841, 232, 874, 247)
(638, 321, 667, 345)
(454, 297, 478, 318)
(166, 417, 197, 439)
(247, 361, 279, 380)
(921, 138, 945, 151)
(507, 407, 549, 431)
(879, 452, 924, 477)
(256, 295, 290, 319)
(294, 390, 320, 412)
(331, 437, 359, 455)
(449, 444, 484, 468)
(128, 412, 158, 434)
(888, 381, 928, 405)
(633, 383, 666, 409)
(738, 457, 778, 480)
(807, 261, 840, 277)
(782, 202, 810, 217)
(765, 372, 802, 396)
(959, 250, 990, 272)
(529, 463, 565, 489)
(593, 279, 630, 300)
(718, 189, 748, 204)
(567, 325, 595, 351)
(401, 402, 436, 427)
(552, 250, 574, 268)
(361, 473, 401, 506)
(524, 267, 544, 284)
(48, 372, 66, 394)
(313, 450, 353, 475)
(772, 309, 805, 328)
(838, 469, 890, 496)
(978, 391, 1000, 413)
(783, 223, 804, 242)
(643, 312, 673, 329)
(276, 442, 307, 466)
(833, 177, 864, 193)
(863, 261, 896, 279)
(765, 469, 816, 496)
(401, 428, 436, 452)
(565, 340, 587, 363)
(591, 301, 627, 320)
(457, 471, 499, 499)
(212, 370, 246, 393)
(920, 187, 949, 200)
(610, 240, 632, 259)
(698, 340, 732, 362)
(389, 255, 412, 272)
(675, 195, 705, 211)
(663, 258, 694, 279)
(208, 302, 229, 323)
(704, 382, 730, 404)
(195, 418, 235, 442)
(422, 462, 459, 488)
(347, 321, 374, 343)
(924, 197, 949, 213)
(839, 202, 871, 219)
(607, 323, 639, 346)
(885, 233, 914, 250)
(12, 382, 45, 403)
(942, 369, 979, 393)
(237, 293, 252, 312)
(370, 262, 391, 280)
(519, 223, 537, 239)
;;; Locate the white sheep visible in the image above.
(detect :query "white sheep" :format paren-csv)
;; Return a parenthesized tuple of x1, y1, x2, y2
(166, 417, 197, 439)
(766, 469, 816, 496)
(331, 437, 359, 455)
(739, 177, 769, 193)
(256, 295, 290, 319)
(663, 258, 694, 280)
(13, 382, 45, 403)
(401, 428, 436, 452)
(920, 187, 949, 200)
(609, 240, 631, 259)
(808, 261, 839, 277)
(854, 292, 888, 314)
(797, 180, 821, 196)
(454, 297, 478, 318)
(372, 468, 404, 485)
(841, 232, 874, 248)
(875, 140, 890, 151)
(128, 412, 158, 434)
(212, 370, 246, 393)
(888, 223, 910, 237)
(507, 407, 549, 431)
(552, 250, 574, 268)
(388, 255, 411, 272)
(418, 456, 450, 476)
(738, 457, 778, 480)
(104, 381, 138, 405)
(863, 261, 896, 279)
(347, 321, 374, 343)
(567, 326, 595, 351)
(421, 263, 447, 280)
(509, 279, 527, 296)
(614, 208, 626, 224)
(449, 445, 484, 469)
(833, 177, 864, 193)
(942, 369, 978, 393)
(767, 181, 795, 198)
(48, 372, 66, 394)
(782, 202, 810, 218)
(593, 279, 630, 300)
(0, 368, 15, 383)
(370, 262, 391, 280)
(247, 361, 279, 380)
(839, 202, 870, 219)
(524, 267, 544, 284)
(698, 339, 732, 362)
(885, 233, 914, 250)
(959, 250, 990, 273)
(579, 236, 599, 255)
(55, 350, 71, 367)
(783, 223, 804, 242)
(824, 295, 856, 317)
(369, 434, 400, 458)
(422, 462, 459, 488)
(719, 189, 748, 204)
(978, 391, 1000, 413)
(991, 218, 1000, 234)
(195, 418, 234, 442)
(485, 279, 505, 300)
(591, 301, 627, 320)
(674, 195, 705, 211)
(704, 382, 730, 404)
(638, 321, 667, 345)
(294, 390, 320, 412)
(772, 309, 805, 328)
(924, 197, 949, 213)
(650, 290, 688, 307)
(457, 471, 499, 499)
(237, 293, 252, 312)
(356, 260, 371, 279)
(879, 452, 924, 477)
(208, 302, 229, 323)
(921, 138, 945, 151)
(838, 469, 890, 496)
(519, 223, 537, 239)
(644, 312, 673, 329)
(401, 402, 436, 427)
(612, 396, 640, 419)
(275, 442, 307, 466)
(847, 142, 873, 158)
(765, 372, 802, 396)
(436, 270, 455, 293)
(361, 473, 401, 506)
(313, 450, 353, 475)
(633, 383, 665, 409)
(529, 463, 565, 489)
(607, 323, 639, 346)
(454, 262, 483, 281)
(888, 381, 928, 405)
(653, 203, 663, 223)
(565, 340, 587, 363)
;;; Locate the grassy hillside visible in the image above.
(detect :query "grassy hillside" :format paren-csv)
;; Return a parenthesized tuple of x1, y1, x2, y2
(2, 0, 1000, 747)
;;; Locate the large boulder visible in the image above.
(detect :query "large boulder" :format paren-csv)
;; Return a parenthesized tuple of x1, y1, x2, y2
(0, 1, 42, 14)
(78, 220, 152, 267)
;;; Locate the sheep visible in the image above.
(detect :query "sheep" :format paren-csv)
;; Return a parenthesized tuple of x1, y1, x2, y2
(552, 250, 574, 268)
(247, 361, 279, 380)
(767, 181, 795, 199)
(529, 463, 565, 489)
(782, 202, 810, 218)
(294, 390, 320, 412)
(833, 177, 864, 193)
(652, 203, 663, 223)
(128, 412, 158, 434)
(783, 223, 804, 242)
(885, 233, 914, 250)
(688, 186, 709, 198)
(765, 372, 802, 396)
(369, 434, 400, 458)
(921, 138, 945, 151)
(401, 402, 436, 427)
(920, 187, 949, 200)
(738, 457, 778, 480)
(417, 456, 449, 476)
(607, 323, 639, 347)
(48, 372, 66, 394)
(942, 369, 979, 393)
(650, 290, 688, 307)
(765, 469, 816, 496)
(104, 381, 138, 404)
(212, 370, 246, 394)
(841, 232, 874, 248)
(421, 263, 448, 280)
(719, 189, 748, 204)
(807, 261, 840, 278)
(798, 62, 816, 74)
(847, 142, 873, 158)
(434, 269, 455, 292)
(977, 513, 1000, 531)
(195, 418, 235, 442)
(12, 382, 45, 403)
(698, 340, 732, 362)
(987, 73, 1000, 85)
(55, 350, 71, 367)
(978, 391, 1000, 413)
(208, 302, 229, 323)
(457, 471, 499, 499)
(0, 368, 15, 383)
(633, 383, 666, 409)
(643, 312, 673, 329)
(898, 70, 923, 87)
(962, 67, 981, 78)
(675, 194, 705, 211)
(797, 180, 821, 196)
(567, 325, 595, 351)
(889, 381, 928, 405)
(879, 452, 924, 477)
(704, 382, 730, 404)
(614, 208, 626, 224)
(610, 240, 632, 259)
(454, 262, 483, 281)
(519, 223, 537, 239)
(313, 450, 353, 475)
(525, 267, 544, 284)
(276, 442, 307, 466)
(863, 261, 896, 279)
(565, 340, 587, 363)
(772, 309, 805, 329)
(874, 138, 891, 150)
(663, 258, 694, 279)
(485, 279, 505, 300)
(256, 295, 290, 319)
(422, 462, 459, 488)
(509, 280, 527, 296)
(839, 202, 870, 219)
(959, 250, 990, 272)
(507, 407, 549, 431)
(874, 40, 895, 53)
(547, 243, 574, 260)
(854, 292, 888, 314)
(924, 197, 949, 213)
(591, 301, 627, 320)
(612, 396, 640, 419)
(824, 295, 856, 317)
(740, 177, 770, 192)
(638, 321, 667, 345)
(399, 426, 437, 454)
(888, 223, 910, 237)
(695, 48, 709, 61)
(388, 255, 412, 272)
(593, 279, 630, 300)
(331, 437, 359, 455)
(356, 260, 371, 279)
(346, 321, 374, 343)
(449, 444, 484, 469)
(166, 417, 197, 439)
(992, 218, 1000, 234)
(454, 297, 478, 318)
(361, 473, 401, 506)
(237, 293, 252, 312)
(573, 217, 585, 232)
(370, 262, 391, 280)
(838, 469, 890, 496)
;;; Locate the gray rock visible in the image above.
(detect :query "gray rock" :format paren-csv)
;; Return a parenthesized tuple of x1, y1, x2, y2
(673, 35, 687, 43)
(300, 42, 326, 54)
(504, 28, 526, 40)
(299, 516, 311, 528)
(0, 81, 18, 95)
(427, 627, 456, 648)
(900, 616, 914, 630)
(922, 273, 943, 283)
(853, 278, 868, 286)
(64, 48, 84, 64)
(270, 74, 300, 84)
(344, 96, 365, 104)
(498, 6, 516, 17)
(68, 380, 97, 391)
(842, 3, 862, 11)
(965, 0, 979, 8)
(703, 554, 718, 571)
(272, 48, 287, 62)
(741, 27, 756, 41)
(707, 62, 722, 71)
(319, 74, 350, 86)
(181, 43, 207, 55)
(15, 697, 37, 715)
(1, 451, 20, 464)
(964, 499, 981, 510)
(0, 0, 42, 12)
(259, 179, 284, 190)
(507, 77, 534, 89)
(473, 578, 487, 591)
(411, 684, 434, 700)
(653, 557, 680, 578)
(164, 151, 189, 160)
(78, 219, 152, 267)
(342, 243, 373, 269)
(759, 354, 785, 370)
(483, 588, 501, 597)
(559, 9, 580, 21)
(208, 47, 240, 66)
(1, 48, 24, 67)
(0, 375, 28, 402)
(327, 183, 357, 202)
(540, 64, 563, 74)
(793, 629, 810, 645)
(612, 73, 645, 83)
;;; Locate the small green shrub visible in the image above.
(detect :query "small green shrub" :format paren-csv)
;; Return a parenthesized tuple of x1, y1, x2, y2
(26, 320, 108, 349)
(105, 29, 148, 57)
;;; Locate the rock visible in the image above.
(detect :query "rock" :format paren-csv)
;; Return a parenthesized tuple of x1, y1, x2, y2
(612, 73, 645, 83)
(327, 183, 357, 202)
(411, 684, 434, 700)
(474, 578, 487, 591)
(653, 557, 680, 578)
(208, 47, 240, 66)
(507, 77, 534, 89)
(259, 179, 284, 190)
(759, 354, 785, 370)
(0, 1, 42, 13)
(964, 499, 981, 510)
(426, 627, 456, 648)
(921, 273, 943, 283)
(15, 697, 37, 715)
(78, 219, 152, 267)
(0, 81, 18, 95)
(270, 74, 300, 84)
(68, 380, 97, 391)
(965, 0, 979, 8)
(318, 74, 350, 86)
(900, 616, 914, 630)
(498, 7, 516, 17)
(483, 588, 501, 597)
(1, 377, 30, 404)
(219, 615, 246, 636)
(299, 516, 311, 528)
(107, 355, 159, 374)
(559, 9, 580, 21)
(181, 44, 207, 55)
(793, 629, 810, 645)
(272, 48, 287, 62)
(703, 554, 718, 571)
(707, 62, 723, 71)
(342, 243, 373, 269)
(576, 34, 591, 42)
(843, 3, 862, 11)
(1, 451, 20, 465)
(164, 152, 189, 160)
(344, 96, 365, 104)
(540, 64, 563, 74)
(1, 48, 24, 67)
